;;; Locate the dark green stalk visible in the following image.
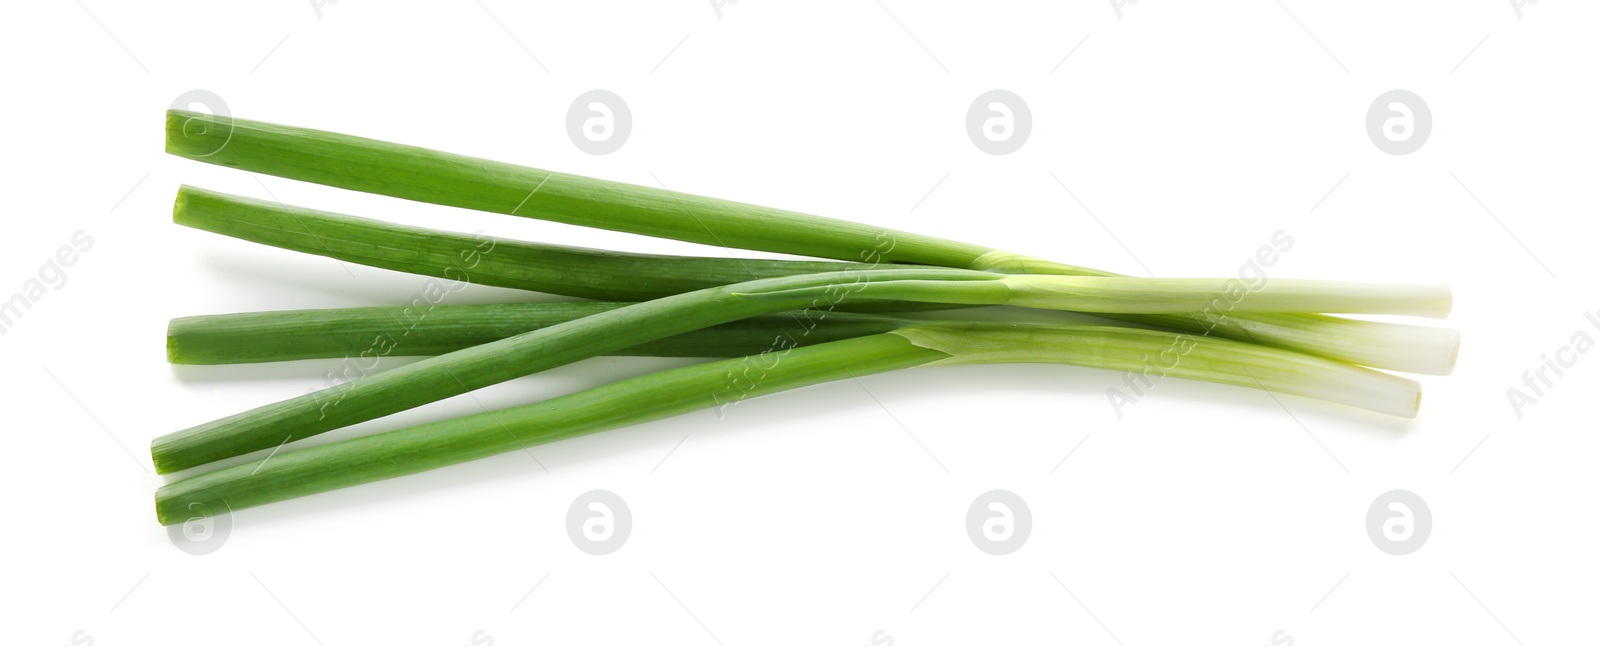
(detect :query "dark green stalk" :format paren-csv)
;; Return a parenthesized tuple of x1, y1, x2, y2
(176, 185, 868, 302)
(166, 111, 991, 267)
(168, 303, 907, 365)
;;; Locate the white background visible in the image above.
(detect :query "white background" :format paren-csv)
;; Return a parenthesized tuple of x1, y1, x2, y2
(2, 1, 1595, 644)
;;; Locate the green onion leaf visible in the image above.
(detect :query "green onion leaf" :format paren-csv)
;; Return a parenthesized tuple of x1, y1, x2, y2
(167, 303, 906, 365)
(175, 185, 880, 302)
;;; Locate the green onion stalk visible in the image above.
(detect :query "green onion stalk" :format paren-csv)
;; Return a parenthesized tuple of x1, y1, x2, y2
(175, 185, 925, 312)
(165, 111, 1460, 376)
(156, 321, 1422, 525)
(167, 303, 908, 365)
(151, 267, 1447, 474)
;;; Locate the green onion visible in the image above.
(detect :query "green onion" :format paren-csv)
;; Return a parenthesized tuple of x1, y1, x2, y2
(155, 322, 1420, 524)
(167, 303, 906, 365)
(151, 267, 1436, 473)
(176, 185, 880, 303)
(164, 111, 1459, 375)
(165, 111, 990, 267)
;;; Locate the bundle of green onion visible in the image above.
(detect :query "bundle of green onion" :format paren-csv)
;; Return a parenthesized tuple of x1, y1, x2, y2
(153, 111, 1459, 525)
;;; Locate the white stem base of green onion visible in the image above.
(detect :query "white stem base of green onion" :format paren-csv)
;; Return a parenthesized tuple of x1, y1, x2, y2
(842, 274, 1461, 377)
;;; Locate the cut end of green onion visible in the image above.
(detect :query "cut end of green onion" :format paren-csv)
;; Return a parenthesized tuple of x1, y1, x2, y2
(1442, 329, 1463, 374)
(1392, 325, 1462, 376)
(1332, 373, 1422, 419)
(1383, 285, 1452, 319)
(166, 110, 233, 160)
(166, 318, 182, 364)
(150, 438, 177, 475)
(171, 184, 192, 224)
(155, 486, 243, 526)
